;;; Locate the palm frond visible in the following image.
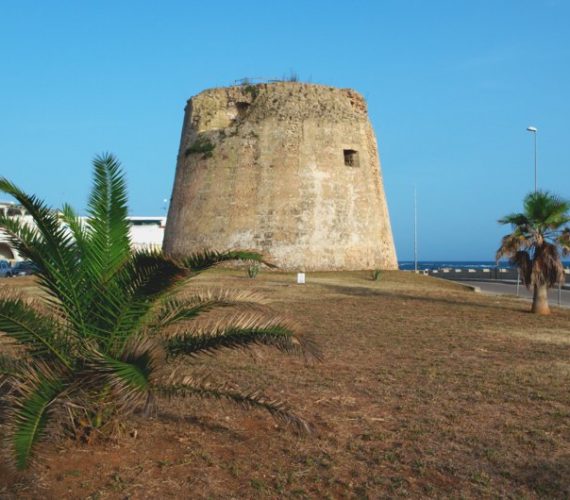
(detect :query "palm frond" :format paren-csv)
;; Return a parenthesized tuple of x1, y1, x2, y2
(154, 289, 270, 329)
(5, 363, 65, 469)
(524, 191, 570, 229)
(0, 296, 72, 369)
(0, 179, 73, 258)
(0, 183, 88, 336)
(558, 228, 570, 256)
(166, 314, 322, 361)
(532, 242, 564, 287)
(496, 231, 531, 260)
(97, 251, 188, 353)
(510, 250, 532, 286)
(121, 251, 187, 298)
(84, 153, 131, 279)
(498, 212, 529, 228)
(0, 213, 45, 265)
(181, 249, 276, 274)
(77, 338, 162, 411)
(158, 376, 310, 433)
(68, 155, 133, 337)
(59, 203, 90, 259)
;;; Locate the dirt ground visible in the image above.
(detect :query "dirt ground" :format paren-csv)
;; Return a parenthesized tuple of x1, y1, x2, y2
(1, 270, 569, 499)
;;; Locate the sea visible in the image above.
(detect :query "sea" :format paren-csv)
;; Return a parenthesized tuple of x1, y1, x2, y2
(398, 260, 570, 271)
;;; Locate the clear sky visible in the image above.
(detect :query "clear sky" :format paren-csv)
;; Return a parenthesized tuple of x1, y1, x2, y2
(1, 0, 569, 260)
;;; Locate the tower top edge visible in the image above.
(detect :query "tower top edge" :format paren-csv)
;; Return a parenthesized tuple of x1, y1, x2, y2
(186, 82, 365, 104)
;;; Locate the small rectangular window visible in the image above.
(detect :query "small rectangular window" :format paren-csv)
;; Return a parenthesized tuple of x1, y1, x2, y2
(236, 102, 250, 118)
(343, 149, 359, 167)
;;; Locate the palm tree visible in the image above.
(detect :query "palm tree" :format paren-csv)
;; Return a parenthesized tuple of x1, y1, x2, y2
(497, 191, 570, 315)
(0, 154, 319, 469)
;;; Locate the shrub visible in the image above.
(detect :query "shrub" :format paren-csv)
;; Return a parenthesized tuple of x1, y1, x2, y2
(371, 269, 382, 281)
(185, 137, 215, 158)
(243, 84, 259, 100)
(285, 70, 299, 82)
(247, 263, 260, 279)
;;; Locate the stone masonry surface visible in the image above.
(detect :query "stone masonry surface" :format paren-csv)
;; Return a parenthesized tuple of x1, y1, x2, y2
(163, 82, 398, 271)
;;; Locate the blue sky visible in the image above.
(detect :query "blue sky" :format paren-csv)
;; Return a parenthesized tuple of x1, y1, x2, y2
(1, 0, 569, 260)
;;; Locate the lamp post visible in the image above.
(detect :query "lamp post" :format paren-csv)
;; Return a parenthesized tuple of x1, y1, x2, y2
(526, 126, 537, 193)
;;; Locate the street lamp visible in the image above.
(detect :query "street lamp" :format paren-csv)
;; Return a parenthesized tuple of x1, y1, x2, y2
(526, 126, 537, 193)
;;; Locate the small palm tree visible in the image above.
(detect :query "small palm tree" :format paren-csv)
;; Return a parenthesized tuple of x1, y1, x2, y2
(0, 154, 319, 469)
(497, 191, 570, 315)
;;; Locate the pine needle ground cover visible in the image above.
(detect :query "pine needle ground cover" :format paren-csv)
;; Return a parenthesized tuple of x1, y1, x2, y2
(2, 270, 570, 498)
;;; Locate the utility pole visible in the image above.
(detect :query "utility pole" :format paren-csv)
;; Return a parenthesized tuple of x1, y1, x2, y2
(414, 186, 418, 273)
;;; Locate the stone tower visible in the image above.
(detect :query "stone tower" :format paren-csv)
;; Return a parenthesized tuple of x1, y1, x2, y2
(163, 82, 398, 271)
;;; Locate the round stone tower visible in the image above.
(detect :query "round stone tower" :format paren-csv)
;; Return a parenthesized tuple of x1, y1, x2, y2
(163, 82, 398, 271)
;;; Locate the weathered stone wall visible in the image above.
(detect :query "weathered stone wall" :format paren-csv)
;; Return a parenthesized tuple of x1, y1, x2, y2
(163, 82, 398, 271)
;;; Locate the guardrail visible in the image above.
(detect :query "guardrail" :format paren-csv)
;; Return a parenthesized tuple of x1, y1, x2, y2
(421, 267, 570, 285)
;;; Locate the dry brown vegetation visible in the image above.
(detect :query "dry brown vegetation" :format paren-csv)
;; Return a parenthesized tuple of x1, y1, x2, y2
(1, 270, 570, 498)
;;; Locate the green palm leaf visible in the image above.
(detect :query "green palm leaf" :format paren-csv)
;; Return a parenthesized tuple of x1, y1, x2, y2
(77, 338, 161, 411)
(166, 315, 322, 360)
(85, 153, 131, 279)
(0, 183, 88, 336)
(98, 251, 188, 353)
(59, 203, 90, 260)
(8, 366, 65, 469)
(0, 297, 71, 369)
(181, 249, 275, 274)
(154, 289, 269, 329)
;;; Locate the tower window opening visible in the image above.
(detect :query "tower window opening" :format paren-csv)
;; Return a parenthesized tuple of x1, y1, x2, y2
(343, 149, 359, 167)
(236, 102, 250, 119)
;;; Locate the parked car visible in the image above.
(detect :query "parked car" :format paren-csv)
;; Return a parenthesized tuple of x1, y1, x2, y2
(11, 260, 38, 276)
(0, 260, 13, 277)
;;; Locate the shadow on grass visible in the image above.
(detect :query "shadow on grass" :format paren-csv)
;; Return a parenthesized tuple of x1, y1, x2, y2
(156, 411, 244, 440)
(316, 283, 527, 314)
(511, 455, 570, 497)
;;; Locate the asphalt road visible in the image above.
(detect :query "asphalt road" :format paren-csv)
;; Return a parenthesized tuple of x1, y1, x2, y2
(468, 281, 570, 308)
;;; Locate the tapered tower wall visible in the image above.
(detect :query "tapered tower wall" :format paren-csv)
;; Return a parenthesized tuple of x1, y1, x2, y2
(163, 82, 397, 271)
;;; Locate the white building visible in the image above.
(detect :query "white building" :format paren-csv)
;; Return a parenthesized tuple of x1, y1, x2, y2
(0, 201, 166, 262)
(126, 216, 167, 252)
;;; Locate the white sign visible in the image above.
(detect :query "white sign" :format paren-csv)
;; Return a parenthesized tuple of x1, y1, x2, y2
(297, 272, 305, 284)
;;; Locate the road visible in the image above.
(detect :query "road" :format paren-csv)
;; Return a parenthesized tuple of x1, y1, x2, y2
(468, 281, 570, 308)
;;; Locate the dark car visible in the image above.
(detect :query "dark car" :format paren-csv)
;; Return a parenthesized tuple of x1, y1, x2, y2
(0, 260, 12, 277)
(11, 260, 38, 276)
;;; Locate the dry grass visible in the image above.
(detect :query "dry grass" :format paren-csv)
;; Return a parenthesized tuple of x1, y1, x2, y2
(1, 270, 570, 498)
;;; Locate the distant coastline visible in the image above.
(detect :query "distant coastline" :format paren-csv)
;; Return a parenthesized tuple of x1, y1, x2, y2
(398, 260, 570, 271)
